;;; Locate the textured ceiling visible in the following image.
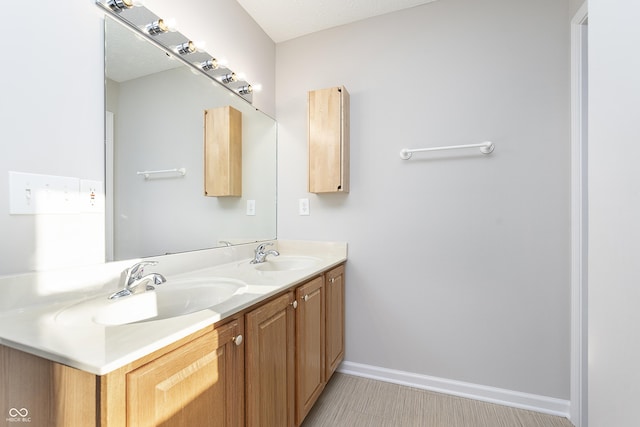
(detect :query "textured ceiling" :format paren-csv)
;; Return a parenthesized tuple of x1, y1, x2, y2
(235, 0, 439, 43)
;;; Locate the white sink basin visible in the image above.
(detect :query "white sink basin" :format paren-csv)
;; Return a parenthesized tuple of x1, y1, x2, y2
(55, 278, 247, 326)
(253, 256, 321, 272)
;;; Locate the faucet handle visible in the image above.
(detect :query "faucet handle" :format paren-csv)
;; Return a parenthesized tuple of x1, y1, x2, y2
(129, 260, 159, 279)
(255, 242, 273, 252)
(120, 260, 159, 288)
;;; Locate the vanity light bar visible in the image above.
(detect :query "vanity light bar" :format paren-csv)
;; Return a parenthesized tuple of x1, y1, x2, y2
(96, 0, 255, 103)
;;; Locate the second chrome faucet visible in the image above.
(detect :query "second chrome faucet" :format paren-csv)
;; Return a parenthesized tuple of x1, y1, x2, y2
(250, 242, 280, 264)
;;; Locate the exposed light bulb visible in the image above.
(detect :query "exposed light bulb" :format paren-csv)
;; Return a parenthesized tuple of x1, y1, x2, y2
(175, 41, 196, 55)
(221, 73, 237, 84)
(145, 19, 168, 35)
(107, 0, 133, 12)
(200, 58, 219, 71)
(194, 41, 206, 52)
(238, 85, 253, 95)
(163, 18, 177, 32)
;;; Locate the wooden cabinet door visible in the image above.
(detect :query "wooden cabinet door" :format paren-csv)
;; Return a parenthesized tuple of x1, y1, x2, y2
(126, 318, 244, 427)
(245, 292, 295, 427)
(308, 86, 350, 193)
(295, 276, 325, 425)
(325, 264, 345, 379)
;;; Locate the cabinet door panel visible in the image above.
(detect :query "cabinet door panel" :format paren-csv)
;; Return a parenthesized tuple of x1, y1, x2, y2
(308, 86, 349, 193)
(326, 265, 345, 379)
(246, 292, 295, 427)
(126, 320, 243, 427)
(296, 276, 325, 425)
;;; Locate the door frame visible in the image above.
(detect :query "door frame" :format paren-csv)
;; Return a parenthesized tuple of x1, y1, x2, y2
(570, 3, 588, 426)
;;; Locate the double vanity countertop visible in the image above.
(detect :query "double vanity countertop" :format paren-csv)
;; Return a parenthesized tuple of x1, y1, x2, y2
(0, 240, 347, 375)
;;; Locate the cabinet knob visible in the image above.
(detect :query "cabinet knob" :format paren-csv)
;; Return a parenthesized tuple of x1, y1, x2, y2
(232, 335, 243, 346)
(303, 294, 309, 302)
(291, 300, 298, 309)
(329, 277, 335, 284)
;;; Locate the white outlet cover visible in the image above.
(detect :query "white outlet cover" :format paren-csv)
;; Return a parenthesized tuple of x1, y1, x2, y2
(80, 179, 105, 213)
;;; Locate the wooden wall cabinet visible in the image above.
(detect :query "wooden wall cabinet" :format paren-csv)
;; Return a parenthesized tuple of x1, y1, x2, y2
(308, 86, 350, 193)
(204, 105, 242, 197)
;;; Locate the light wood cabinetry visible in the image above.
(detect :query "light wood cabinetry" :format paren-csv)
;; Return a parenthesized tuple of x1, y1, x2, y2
(325, 264, 345, 378)
(295, 276, 325, 425)
(97, 317, 244, 427)
(245, 264, 346, 427)
(204, 105, 242, 197)
(126, 318, 244, 427)
(308, 86, 350, 193)
(245, 292, 296, 427)
(0, 345, 96, 426)
(1, 262, 345, 427)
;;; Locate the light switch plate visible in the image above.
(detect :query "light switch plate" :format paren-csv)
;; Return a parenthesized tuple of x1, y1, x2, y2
(247, 199, 256, 216)
(299, 198, 310, 216)
(9, 171, 80, 214)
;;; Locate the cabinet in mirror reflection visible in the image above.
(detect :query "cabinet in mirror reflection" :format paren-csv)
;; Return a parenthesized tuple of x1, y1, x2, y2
(105, 17, 277, 261)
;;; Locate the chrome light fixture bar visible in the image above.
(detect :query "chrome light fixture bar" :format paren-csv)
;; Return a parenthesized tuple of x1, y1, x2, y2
(95, 0, 254, 103)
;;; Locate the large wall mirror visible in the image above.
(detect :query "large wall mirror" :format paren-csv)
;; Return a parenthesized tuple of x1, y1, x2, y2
(105, 16, 277, 261)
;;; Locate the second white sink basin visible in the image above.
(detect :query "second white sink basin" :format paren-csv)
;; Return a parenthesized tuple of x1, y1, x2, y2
(253, 256, 321, 272)
(55, 278, 247, 326)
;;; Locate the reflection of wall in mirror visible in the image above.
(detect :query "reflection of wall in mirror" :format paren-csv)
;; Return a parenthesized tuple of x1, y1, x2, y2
(108, 66, 276, 261)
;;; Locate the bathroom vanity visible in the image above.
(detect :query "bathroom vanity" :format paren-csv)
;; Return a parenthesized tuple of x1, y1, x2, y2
(0, 241, 346, 427)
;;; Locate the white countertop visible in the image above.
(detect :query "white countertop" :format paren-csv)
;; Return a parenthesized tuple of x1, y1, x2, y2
(0, 240, 347, 375)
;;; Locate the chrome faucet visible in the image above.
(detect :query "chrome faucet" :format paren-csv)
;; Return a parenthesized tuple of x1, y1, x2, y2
(250, 242, 280, 264)
(109, 260, 167, 300)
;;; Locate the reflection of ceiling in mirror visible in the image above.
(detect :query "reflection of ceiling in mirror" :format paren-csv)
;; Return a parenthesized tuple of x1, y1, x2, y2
(106, 19, 182, 83)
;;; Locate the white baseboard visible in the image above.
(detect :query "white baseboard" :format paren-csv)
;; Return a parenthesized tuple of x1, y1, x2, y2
(337, 361, 570, 419)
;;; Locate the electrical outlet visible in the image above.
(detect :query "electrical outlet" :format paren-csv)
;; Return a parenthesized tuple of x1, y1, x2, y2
(299, 198, 310, 216)
(80, 179, 104, 213)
